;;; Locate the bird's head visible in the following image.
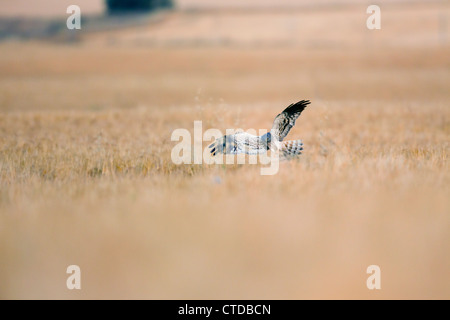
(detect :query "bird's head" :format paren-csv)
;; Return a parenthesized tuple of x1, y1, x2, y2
(260, 132, 272, 150)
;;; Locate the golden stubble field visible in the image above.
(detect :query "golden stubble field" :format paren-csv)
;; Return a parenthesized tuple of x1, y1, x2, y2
(0, 2, 449, 299)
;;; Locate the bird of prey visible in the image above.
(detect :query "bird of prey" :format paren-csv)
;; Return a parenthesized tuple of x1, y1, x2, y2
(209, 100, 310, 160)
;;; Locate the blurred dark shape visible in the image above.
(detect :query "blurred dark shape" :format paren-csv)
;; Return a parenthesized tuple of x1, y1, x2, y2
(0, 18, 75, 41)
(106, 0, 174, 14)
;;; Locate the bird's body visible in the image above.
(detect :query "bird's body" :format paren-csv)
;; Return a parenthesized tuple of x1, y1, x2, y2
(210, 132, 271, 155)
(209, 100, 310, 159)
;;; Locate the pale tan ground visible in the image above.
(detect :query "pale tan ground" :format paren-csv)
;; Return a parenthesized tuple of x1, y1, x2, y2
(0, 0, 104, 18)
(0, 2, 449, 299)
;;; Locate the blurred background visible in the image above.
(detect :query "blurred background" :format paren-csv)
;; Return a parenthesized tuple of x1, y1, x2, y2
(0, 0, 449, 109)
(0, 0, 449, 299)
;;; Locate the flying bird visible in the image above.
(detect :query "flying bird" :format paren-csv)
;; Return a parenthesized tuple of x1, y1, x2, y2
(209, 100, 310, 160)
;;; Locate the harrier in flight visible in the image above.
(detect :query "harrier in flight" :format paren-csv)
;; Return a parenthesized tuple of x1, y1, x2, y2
(209, 100, 310, 160)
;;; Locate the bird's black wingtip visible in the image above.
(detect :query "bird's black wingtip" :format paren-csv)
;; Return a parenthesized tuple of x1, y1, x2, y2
(297, 99, 311, 106)
(284, 99, 311, 112)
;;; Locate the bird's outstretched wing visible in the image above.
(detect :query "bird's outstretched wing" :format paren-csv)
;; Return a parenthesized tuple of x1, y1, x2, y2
(270, 100, 310, 142)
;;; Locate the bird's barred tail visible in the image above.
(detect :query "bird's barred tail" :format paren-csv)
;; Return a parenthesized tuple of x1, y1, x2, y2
(280, 140, 303, 160)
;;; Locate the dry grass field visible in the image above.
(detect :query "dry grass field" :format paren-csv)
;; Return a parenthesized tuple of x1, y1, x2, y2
(0, 1, 449, 299)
